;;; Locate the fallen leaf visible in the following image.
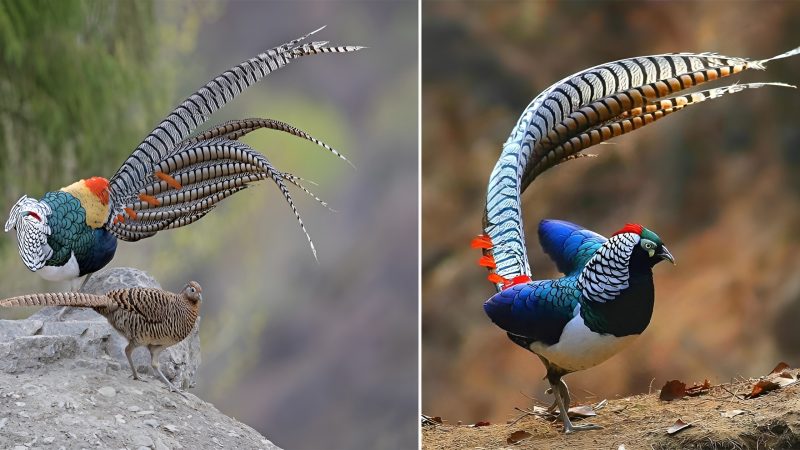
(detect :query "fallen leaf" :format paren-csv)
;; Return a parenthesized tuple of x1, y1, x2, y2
(770, 362, 790, 375)
(506, 430, 532, 444)
(721, 410, 745, 418)
(746, 379, 780, 399)
(567, 405, 597, 418)
(659, 380, 686, 401)
(667, 419, 692, 435)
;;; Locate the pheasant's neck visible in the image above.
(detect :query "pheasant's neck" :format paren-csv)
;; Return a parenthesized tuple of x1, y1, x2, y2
(581, 270, 655, 337)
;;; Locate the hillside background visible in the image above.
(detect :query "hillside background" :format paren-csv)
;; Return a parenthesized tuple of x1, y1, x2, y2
(0, 1, 418, 449)
(422, 1, 800, 425)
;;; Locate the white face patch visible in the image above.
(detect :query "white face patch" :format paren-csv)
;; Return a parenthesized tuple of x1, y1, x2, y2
(578, 232, 639, 303)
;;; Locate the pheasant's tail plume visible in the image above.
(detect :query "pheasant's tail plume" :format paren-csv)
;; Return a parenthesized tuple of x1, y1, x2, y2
(181, 118, 355, 168)
(482, 46, 800, 291)
(105, 139, 319, 260)
(108, 27, 362, 209)
(0, 292, 112, 308)
(522, 81, 796, 189)
(750, 46, 800, 69)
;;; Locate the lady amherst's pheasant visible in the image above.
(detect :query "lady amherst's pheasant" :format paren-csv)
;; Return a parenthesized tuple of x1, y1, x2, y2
(5, 28, 362, 287)
(474, 46, 799, 433)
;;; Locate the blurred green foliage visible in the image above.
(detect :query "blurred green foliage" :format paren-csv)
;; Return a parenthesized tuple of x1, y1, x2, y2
(0, 0, 167, 198)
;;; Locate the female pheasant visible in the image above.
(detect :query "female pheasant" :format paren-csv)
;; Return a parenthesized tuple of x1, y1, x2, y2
(5, 28, 362, 285)
(475, 46, 799, 433)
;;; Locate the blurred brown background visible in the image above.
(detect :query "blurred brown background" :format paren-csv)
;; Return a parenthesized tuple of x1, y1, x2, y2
(422, 1, 800, 424)
(0, 1, 417, 449)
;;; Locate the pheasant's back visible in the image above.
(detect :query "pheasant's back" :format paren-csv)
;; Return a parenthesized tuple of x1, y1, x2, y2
(98, 288, 198, 347)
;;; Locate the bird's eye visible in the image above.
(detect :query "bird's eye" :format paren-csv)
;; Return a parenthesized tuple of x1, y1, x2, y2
(190, 287, 196, 293)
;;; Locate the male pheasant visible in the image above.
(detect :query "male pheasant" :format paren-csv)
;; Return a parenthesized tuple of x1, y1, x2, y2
(5, 28, 361, 286)
(475, 46, 799, 432)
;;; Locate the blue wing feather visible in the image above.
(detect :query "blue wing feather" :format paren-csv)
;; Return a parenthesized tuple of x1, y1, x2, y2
(483, 277, 580, 346)
(538, 219, 606, 275)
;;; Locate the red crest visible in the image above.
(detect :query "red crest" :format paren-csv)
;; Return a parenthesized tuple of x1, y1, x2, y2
(612, 223, 643, 236)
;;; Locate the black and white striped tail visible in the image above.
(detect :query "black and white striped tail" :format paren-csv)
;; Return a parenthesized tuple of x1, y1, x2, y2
(483, 47, 799, 291)
(104, 28, 363, 259)
(108, 27, 362, 221)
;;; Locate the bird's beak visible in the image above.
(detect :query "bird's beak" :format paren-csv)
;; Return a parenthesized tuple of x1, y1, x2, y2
(657, 245, 676, 265)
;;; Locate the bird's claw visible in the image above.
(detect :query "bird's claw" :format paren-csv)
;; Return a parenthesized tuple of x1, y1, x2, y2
(564, 423, 604, 434)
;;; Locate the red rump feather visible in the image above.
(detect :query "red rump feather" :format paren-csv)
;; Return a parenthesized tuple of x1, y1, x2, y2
(612, 223, 643, 236)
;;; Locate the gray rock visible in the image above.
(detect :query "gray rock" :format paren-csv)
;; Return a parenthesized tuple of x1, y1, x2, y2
(0, 267, 279, 449)
(98, 386, 116, 397)
(0, 319, 42, 341)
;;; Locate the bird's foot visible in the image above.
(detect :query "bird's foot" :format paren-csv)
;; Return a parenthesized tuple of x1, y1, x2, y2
(563, 422, 603, 434)
(153, 368, 189, 399)
(128, 372, 145, 382)
(163, 382, 189, 399)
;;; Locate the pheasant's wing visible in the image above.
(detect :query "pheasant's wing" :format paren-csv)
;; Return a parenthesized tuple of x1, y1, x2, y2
(482, 47, 799, 291)
(538, 219, 606, 276)
(107, 28, 362, 221)
(483, 278, 580, 346)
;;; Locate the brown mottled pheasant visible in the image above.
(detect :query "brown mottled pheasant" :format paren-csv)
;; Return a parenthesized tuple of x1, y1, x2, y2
(0, 282, 202, 397)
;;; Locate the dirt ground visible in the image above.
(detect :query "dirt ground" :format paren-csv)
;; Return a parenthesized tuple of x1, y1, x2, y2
(422, 377, 800, 450)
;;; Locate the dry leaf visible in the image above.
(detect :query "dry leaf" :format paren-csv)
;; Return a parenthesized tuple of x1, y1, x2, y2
(659, 380, 686, 401)
(721, 409, 745, 418)
(507, 430, 532, 444)
(746, 379, 780, 399)
(770, 362, 790, 375)
(567, 405, 597, 418)
(667, 419, 692, 435)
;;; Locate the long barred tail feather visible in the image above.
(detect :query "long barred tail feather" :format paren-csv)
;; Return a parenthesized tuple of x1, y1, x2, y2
(107, 27, 362, 224)
(181, 118, 355, 168)
(0, 292, 112, 308)
(103, 28, 361, 259)
(482, 46, 799, 291)
(105, 139, 319, 260)
(279, 172, 336, 212)
(522, 82, 795, 190)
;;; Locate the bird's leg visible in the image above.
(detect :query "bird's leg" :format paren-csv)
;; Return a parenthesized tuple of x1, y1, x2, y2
(551, 377, 602, 434)
(125, 341, 141, 381)
(545, 378, 570, 413)
(148, 345, 188, 399)
(78, 272, 94, 292)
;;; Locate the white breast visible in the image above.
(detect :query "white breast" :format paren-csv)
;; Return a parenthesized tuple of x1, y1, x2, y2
(529, 304, 639, 372)
(37, 252, 80, 282)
